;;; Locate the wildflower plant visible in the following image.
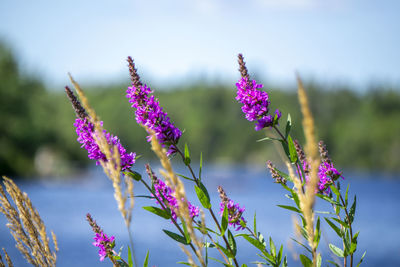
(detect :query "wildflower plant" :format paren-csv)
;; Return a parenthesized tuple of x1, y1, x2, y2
(0, 53, 366, 267)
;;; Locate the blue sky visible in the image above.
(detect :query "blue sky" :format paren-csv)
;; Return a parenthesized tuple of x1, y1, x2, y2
(1, 0, 399, 89)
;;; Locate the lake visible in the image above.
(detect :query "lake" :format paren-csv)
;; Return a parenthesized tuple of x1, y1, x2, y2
(1, 164, 399, 266)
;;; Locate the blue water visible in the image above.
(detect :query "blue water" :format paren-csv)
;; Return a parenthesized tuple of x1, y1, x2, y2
(1, 165, 399, 266)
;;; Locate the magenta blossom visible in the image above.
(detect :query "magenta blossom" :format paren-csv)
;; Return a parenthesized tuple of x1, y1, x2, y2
(74, 118, 136, 170)
(235, 77, 281, 131)
(92, 232, 115, 261)
(126, 84, 182, 155)
(153, 178, 199, 220)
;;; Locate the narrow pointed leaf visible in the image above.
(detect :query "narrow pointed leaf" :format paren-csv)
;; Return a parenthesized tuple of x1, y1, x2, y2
(285, 113, 292, 138)
(143, 206, 171, 219)
(184, 143, 191, 165)
(349, 196, 357, 224)
(128, 246, 133, 267)
(329, 243, 344, 257)
(356, 251, 366, 267)
(143, 250, 149, 267)
(163, 230, 189, 245)
(277, 205, 301, 213)
(195, 185, 211, 209)
(228, 230, 237, 256)
(325, 218, 343, 237)
(287, 135, 298, 163)
(299, 254, 312, 267)
(221, 204, 228, 236)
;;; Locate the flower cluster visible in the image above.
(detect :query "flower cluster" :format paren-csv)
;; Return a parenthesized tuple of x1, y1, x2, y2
(218, 186, 246, 231)
(235, 77, 281, 131)
(74, 118, 136, 171)
(317, 162, 341, 193)
(92, 232, 115, 261)
(152, 176, 199, 220)
(126, 58, 181, 155)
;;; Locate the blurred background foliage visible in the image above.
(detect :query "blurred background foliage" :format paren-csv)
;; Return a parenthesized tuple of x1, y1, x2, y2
(1, 42, 400, 178)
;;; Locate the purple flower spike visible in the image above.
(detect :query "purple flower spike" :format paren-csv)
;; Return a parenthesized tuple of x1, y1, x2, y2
(92, 232, 115, 261)
(218, 186, 246, 231)
(236, 77, 281, 131)
(318, 162, 343, 194)
(126, 84, 182, 155)
(74, 118, 136, 170)
(126, 58, 181, 155)
(152, 175, 199, 221)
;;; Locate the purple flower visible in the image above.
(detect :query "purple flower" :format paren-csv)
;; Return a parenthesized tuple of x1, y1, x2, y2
(126, 84, 182, 155)
(219, 200, 246, 231)
(92, 232, 115, 261)
(318, 162, 342, 194)
(153, 178, 199, 221)
(218, 186, 246, 231)
(235, 77, 281, 131)
(74, 118, 136, 171)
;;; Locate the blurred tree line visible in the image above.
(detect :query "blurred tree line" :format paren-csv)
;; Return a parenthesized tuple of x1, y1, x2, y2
(1, 43, 399, 178)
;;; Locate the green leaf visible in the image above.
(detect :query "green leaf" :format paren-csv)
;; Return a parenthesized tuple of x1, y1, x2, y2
(280, 140, 290, 160)
(221, 204, 228, 236)
(356, 251, 366, 267)
(325, 218, 343, 237)
(123, 170, 142, 181)
(316, 253, 322, 267)
(282, 256, 288, 267)
(329, 243, 344, 257)
(290, 238, 312, 253)
(214, 242, 233, 258)
(241, 264, 248, 267)
(285, 113, 292, 138)
(345, 184, 350, 206)
(349, 196, 356, 224)
(199, 152, 203, 180)
(299, 254, 312, 267)
(238, 234, 266, 251)
(195, 185, 211, 209)
(314, 217, 321, 248)
(228, 230, 237, 257)
(143, 250, 149, 267)
(330, 185, 340, 196)
(176, 173, 195, 182)
(257, 136, 281, 142)
(163, 230, 189, 245)
(277, 205, 301, 213)
(331, 217, 349, 228)
(177, 262, 192, 266)
(253, 211, 257, 235)
(287, 135, 298, 163)
(181, 220, 191, 244)
(184, 143, 191, 165)
(142, 206, 171, 219)
(316, 194, 343, 207)
(350, 231, 359, 254)
(269, 237, 276, 257)
(128, 246, 133, 267)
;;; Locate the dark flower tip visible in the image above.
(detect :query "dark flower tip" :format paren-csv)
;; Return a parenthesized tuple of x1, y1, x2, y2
(65, 86, 87, 119)
(127, 56, 142, 89)
(237, 53, 250, 81)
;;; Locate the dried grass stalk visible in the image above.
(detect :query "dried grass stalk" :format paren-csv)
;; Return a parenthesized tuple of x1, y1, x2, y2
(0, 177, 58, 267)
(296, 75, 320, 264)
(68, 74, 134, 228)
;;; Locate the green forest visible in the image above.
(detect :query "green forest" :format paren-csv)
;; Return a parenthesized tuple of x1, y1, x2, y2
(1, 43, 400, 178)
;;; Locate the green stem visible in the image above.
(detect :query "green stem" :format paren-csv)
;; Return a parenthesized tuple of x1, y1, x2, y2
(176, 147, 240, 267)
(139, 178, 203, 266)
